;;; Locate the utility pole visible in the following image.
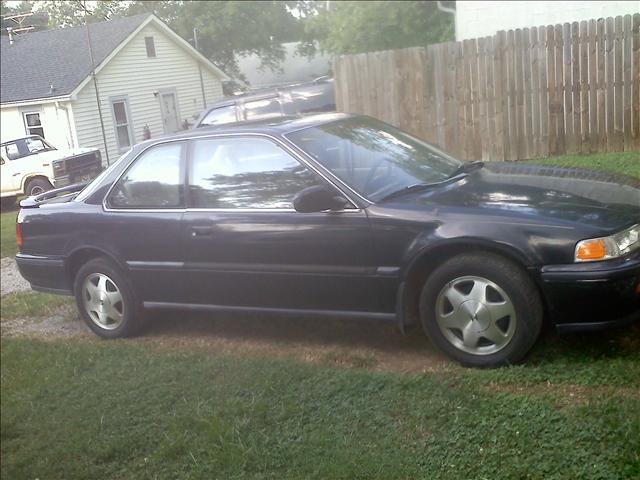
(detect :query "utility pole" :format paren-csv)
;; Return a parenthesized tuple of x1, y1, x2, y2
(80, 1, 110, 165)
(194, 27, 207, 108)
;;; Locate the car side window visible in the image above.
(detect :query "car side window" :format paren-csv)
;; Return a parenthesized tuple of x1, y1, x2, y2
(108, 143, 184, 208)
(200, 106, 238, 127)
(189, 137, 324, 209)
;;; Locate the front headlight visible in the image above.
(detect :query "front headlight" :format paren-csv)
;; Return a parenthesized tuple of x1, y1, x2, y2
(575, 224, 640, 262)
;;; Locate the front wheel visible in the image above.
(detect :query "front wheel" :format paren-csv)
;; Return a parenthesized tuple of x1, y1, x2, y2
(420, 253, 543, 367)
(74, 258, 143, 338)
(24, 177, 53, 197)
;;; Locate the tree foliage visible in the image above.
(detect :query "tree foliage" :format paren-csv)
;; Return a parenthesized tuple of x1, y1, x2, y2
(301, 1, 454, 55)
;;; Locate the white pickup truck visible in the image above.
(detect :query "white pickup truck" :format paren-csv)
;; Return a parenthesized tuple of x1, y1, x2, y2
(1, 135, 102, 204)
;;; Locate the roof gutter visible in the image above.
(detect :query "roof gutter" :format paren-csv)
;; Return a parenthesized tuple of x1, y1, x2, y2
(1, 95, 72, 108)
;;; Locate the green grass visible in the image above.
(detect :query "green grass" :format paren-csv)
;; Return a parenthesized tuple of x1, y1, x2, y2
(1, 210, 18, 258)
(527, 151, 640, 178)
(1, 335, 638, 479)
(0, 291, 74, 320)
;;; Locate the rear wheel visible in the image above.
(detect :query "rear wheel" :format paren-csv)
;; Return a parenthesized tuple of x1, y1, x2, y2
(420, 253, 543, 367)
(74, 258, 143, 338)
(24, 177, 53, 197)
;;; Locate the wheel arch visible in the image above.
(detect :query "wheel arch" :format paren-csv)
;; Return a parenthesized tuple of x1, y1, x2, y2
(22, 174, 53, 193)
(65, 246, 128, 288)
(396, 238, 544, 333)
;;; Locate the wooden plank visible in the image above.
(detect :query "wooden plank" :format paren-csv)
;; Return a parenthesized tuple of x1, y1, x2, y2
(469, 39, 482, 159)
(494, 30, 507, 161)
(563, 22, 575, 153)
(555, 23, 566, 154)
(442, 42, 457, 154)
(613, 15, 624, 151)
(515, 29, 525, 160)
(605, 17, 615, 152)
(411, 48, 427, 142)
(424, 46, 437, 144)
(588, 19, 598, 153)
(477, 37, 489, 160)
(633, 14, 640, 149)
(454, 41, 466, 158)
(434, 44, 447, 149)
(463, 39, 475, 159)
(579, 21, 590, 153)
(597, 18, 607, 152)
(530, 27, 541, 159)
(506, 29, 518, 160)
(539, 25, 550, 158)
(522, 27, 534, 159)
(546, 25, 558, 155)
(571, 22, 581, 153)
(623, 15, 633, 151)
(485, 36, 497, 160)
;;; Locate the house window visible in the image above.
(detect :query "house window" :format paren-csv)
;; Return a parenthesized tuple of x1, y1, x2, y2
(111, 98, 133, 150)
(23, 112, 45, 138)
(145, 36, 156, 58)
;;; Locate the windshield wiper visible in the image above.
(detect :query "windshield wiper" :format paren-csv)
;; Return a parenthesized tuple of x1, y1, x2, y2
(447, 160, 485, 179)
(379, 183, 439, 202)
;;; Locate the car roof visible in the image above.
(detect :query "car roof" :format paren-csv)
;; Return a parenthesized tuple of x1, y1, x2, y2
(136, 112, 355, 150)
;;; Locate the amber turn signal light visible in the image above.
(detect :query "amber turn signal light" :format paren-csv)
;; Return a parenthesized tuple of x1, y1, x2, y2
(575, 239, 606, 261)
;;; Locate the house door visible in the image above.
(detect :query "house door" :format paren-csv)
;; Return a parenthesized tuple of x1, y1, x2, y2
(160, 91, 180, 134)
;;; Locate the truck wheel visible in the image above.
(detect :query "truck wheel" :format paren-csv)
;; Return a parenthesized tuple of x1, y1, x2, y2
(74, 258, 144, 338)
(419, 253, 543, 368)
(25, 178, 53, 197)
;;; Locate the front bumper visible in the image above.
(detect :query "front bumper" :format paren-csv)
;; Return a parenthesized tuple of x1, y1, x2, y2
(539, 253, 640, 332)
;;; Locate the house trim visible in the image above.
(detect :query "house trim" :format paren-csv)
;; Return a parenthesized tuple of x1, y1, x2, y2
(0, 95, 72, 108)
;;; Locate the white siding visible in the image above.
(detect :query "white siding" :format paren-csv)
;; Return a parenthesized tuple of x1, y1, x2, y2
(456, 1, 639, 41)
(71, 22, 224, 163)
(0, 101, 75, 148)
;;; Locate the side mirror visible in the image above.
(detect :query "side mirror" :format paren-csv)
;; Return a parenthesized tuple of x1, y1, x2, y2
(293, 185, 348, 213)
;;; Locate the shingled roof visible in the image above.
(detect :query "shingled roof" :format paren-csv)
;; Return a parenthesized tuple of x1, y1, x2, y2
(1, 13, 151, 104)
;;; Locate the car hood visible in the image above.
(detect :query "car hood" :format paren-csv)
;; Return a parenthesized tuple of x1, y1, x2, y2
(404, 162, 640, 233)
(28, 148, 97, 163)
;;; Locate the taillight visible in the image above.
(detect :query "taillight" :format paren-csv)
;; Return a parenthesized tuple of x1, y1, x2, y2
(16, 223, 23, 248)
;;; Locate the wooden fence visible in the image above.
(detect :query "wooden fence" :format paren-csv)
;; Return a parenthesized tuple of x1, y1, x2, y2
(334, 14, 640, 161)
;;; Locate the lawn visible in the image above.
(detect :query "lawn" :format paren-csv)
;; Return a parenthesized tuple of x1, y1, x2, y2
(1, 333, 639, 479)
(1, 210, 18, 258)
(527, 151, 640, 178)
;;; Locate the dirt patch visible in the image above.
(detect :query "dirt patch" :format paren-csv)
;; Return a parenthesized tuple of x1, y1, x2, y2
(1, 312, 90, 339)
(0, 307, 450, 372)
(136, 311, 451, 373)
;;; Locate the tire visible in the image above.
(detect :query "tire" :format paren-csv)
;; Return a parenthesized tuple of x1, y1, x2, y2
(74, 257, 144, 338)
(419, 253, 543, 367)
(24, 177, 53, 197)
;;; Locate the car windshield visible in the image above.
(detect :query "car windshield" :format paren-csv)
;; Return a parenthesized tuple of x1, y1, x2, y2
(285, 117, 461, 201)
(1, 136, 56, 160)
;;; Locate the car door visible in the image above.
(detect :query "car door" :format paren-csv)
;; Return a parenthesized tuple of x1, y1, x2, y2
(182, 135, 384, 313)
(102, 141, 188, 303)
(1, 143, 25, 193)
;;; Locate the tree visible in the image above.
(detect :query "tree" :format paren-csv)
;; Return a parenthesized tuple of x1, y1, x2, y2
(125, 1, 304, 82)
(301, 1, 454, 55)
(38, 0, 127, 27)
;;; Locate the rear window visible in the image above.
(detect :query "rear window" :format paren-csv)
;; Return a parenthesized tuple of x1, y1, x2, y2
(108, 143, 184, 209)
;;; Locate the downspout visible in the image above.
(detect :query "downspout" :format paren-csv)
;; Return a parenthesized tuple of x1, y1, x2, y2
(436, 1, 457, 41)
(54, 101, 75, 148)
(84, 19, 111, 165)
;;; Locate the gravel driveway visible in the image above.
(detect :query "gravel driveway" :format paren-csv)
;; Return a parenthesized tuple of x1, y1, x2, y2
(0, 257, 30, 296)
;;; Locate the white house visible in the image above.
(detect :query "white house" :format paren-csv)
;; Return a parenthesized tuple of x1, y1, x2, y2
(236, 41, 331, 88)
(0, 13, 228, 164)
(455, 0, 639, 41)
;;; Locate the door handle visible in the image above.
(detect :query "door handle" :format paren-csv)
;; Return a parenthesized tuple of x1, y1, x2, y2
(190, 226, 213, 237)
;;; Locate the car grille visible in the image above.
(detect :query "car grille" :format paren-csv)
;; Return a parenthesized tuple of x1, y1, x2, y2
(65, 152, 101, 176)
